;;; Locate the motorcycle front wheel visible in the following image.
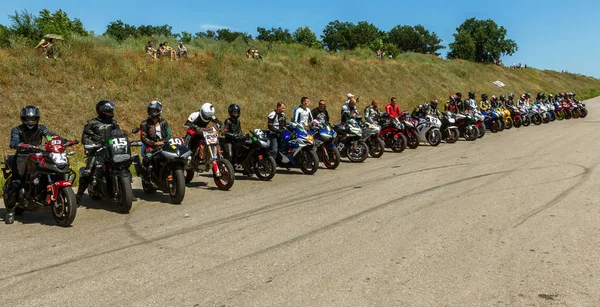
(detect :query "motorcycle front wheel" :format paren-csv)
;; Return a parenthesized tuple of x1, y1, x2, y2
(116, 175, 133, 214)
(407, 132, 419, 149)
(320, 146, 340, 169)
(53, 187, 77, 227)
(391, 134, 407, 152)
(580, 108, 588, 118)
(168, 169, 186, 204)
(464, 126, 478, 141)
(533, 115, 542, 125)
(253, 155, 277, 180)
(505, 117, 513, 129)
(513, 117, 522, 128)
(444, 128, 459, 144)
(299, 149, 319, 174)
(346, 141, 369, 162)
(368, 137, 385, 158)
(213, 159, 235, 190)
(426, 129, 442, 146)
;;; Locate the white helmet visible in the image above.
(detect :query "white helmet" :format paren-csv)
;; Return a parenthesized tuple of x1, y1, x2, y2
(200, 103, 215, 122)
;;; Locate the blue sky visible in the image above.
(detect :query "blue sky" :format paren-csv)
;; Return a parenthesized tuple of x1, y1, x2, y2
(2, 0, 599, 78)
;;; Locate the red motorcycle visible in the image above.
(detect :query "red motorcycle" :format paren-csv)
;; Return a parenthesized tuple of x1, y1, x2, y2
(1, 135, 79, 227)
(378, 115, 407, 153)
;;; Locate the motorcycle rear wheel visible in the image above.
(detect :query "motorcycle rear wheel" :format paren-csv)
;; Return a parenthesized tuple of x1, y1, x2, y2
(213, 159, 235, 190)
(53, 187, 77, 227)
(321, 146, 340, 169)
(116, 176, 133, 214)
(368, 137, 385, 158)
(168, 169, 186, 204)
(254, 155, 277, 180)
(346, 141, 369, 162)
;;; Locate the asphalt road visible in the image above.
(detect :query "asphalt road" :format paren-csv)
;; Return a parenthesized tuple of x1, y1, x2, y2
(1, 98, 599, 306)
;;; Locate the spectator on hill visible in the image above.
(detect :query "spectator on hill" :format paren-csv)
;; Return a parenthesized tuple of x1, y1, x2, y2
(162, 42, 177, 61)
(34, 38, 57, 59)
(177, 42, 188, 58)
(145, 41, 157, 59)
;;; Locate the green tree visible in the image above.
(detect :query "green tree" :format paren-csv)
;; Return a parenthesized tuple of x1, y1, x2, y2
(256, 27, 293, 43)
(447, 18, 517, 63)
(216, 29, 252, 43)
(178, 31, 193, 43)
(353, 21, 383, 51)
(35, 9, 88, 38)
(386, 24, 444, 55)
(194, 30, 217, 40)
(104, 20, 138, 41)
(292, 26, 321, 48)
(7, 10, 40, 40)
(321, 20, 383, 51)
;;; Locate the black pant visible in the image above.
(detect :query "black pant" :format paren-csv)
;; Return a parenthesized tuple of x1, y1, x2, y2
(77, 151, 101, 197)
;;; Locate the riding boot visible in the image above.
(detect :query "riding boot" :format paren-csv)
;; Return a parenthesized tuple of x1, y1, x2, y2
(4, 207, 14, 224)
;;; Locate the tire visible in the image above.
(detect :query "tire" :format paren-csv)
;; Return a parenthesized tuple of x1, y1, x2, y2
(390, 134, 407, 152)
(168, 169, 186, 204)
(426, 129, 442, 146)
(572, 109, 580, 119)
(556, 111, 564, 120)
(513, 117, 522, 128)
(185, 168, 195, 184)
(213, 159, 235, 190)
(52, 187, 77, 227)
(549, 113, 556, 122)
(580, 108, 588, 118)
(444, 128, 459, 144)
(477, 124, 486, 138)
(320, 146, 340, 169)
(142, 178, 157, 194)
(564, 109, 572, 119)
(490, 120, 499, 133)
(368, 137, 385, 158)
(346, 141, 369, 162)
(116, 175, 133, 214)
(299, 149, 319, 174)
(533, 114, 542, 125)
(498, 118, 505, 131)
(523, 117, 531, 127)
(407, 132, 419, 149)
(254, 155, 277, 180)
(542, 114, 550, 124)
(505, 117, 513, 129)
(464, 126, 478, 141)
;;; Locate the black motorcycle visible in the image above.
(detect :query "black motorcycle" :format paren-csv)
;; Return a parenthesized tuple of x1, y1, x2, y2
(226, 129, 277, 181)
(439, 112, 460, 143)
(333, 120, 369, 163)
(82, 126, 141, 214)
(134, 136, 191, 204)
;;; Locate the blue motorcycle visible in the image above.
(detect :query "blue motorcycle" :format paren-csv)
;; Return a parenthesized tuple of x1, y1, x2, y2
(276, 123, 319, 175)
(311, 122, 340, 169)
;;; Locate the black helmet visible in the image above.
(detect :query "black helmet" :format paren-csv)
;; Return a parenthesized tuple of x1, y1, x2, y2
(456, 92, 462, 99)
(508, 93, 514, 99)
(430, 98, 439, 108)
(557, 93, 564, 98)
(228, 104, 241, 119)
(499, 95, 506, 101)
(96, 100, 116, 120)
(525, 93, 531, 99)
(536, 92, 543, 100)
(20, 106, 41, 129)
(147, 101, 163, 118)
(573, 93, 577, 98)
(468, 91, 475, 99)
(481, 93, 488, 100)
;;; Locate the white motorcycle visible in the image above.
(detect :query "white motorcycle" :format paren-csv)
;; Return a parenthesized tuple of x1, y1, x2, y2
(415, 116, 442, 146)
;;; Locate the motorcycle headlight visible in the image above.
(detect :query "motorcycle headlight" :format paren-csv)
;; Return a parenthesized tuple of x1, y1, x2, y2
(51, 153, 68, 167)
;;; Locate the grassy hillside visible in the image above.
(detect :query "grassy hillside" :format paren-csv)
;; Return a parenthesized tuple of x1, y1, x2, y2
(1, 36, 599, 158)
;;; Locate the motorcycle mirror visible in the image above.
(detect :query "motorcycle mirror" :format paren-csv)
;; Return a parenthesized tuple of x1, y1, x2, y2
(131, 128, 140, 134)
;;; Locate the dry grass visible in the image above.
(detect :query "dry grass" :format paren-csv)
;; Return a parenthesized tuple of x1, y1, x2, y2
(1, 36, 599, 160)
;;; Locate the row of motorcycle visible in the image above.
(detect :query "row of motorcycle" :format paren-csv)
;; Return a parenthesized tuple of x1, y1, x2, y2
(0, 98, 588, 226)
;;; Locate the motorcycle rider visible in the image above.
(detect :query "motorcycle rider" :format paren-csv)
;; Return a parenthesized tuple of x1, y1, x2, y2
(267, 102, 286, 158)
(385, 97, 401, 118)
(499, 95, 507, 107)
(464, 91, 477, 113)
(183, 103, 223, 157)
(490, 95, 500, 109)
(445, 95, 459, 113)
(311, 100, 330, 124)
(428, 99, 441, 117)
(341, 97, 360, 123)
(222, 104, 244, 161)
(140, 101, 171, 178)
(411, 104, 428, 119)
(4, 106, 60, 224)
(292, 97, 313, 126)
(506, 93, 515, 106)
(364, 99, 380, 124)
(76, 100, 121, 206)
(478, 94, 491, 111)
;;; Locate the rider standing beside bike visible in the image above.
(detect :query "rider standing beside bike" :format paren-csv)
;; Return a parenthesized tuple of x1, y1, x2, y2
(385, 97, 401, 118)
(364, 99, 380, 124)
(292, 97, 313, 126)
(311, 100, 330, 124)
(4, 106, 59, 224)
(76, 100, 120, 206)
(140, 101, 171, 167)
(341, 97, 360, 123)
(267, 102, 286, 158)
(222, 104, 244, 160)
